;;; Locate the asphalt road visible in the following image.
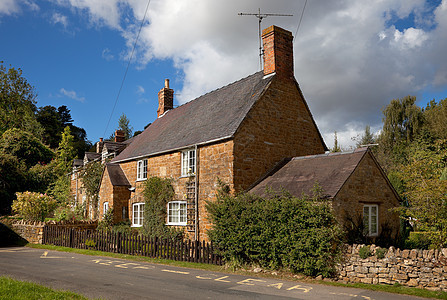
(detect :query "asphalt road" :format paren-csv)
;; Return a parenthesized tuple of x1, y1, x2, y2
(0, 247, 425, 300)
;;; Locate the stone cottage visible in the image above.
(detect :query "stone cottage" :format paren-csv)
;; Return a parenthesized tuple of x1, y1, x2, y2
(97, 25, 328, 241)
(249, 148, 401, 241)
(71, 130, 130, 218)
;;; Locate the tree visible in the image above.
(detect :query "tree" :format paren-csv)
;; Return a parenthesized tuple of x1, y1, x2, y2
(0, 128, 54, 168)
(398, 137, 447, 247)
(379, 95, 423, 151)
(36, 105, 91, 157)
(117, 113, 133, 140)
(0, 62, 42, 136)
(423, 98, 447, 140)
(355, 125, 376, 148)
(0, 153, 27, 215)
(331, 131, 342, 153)
(54, 126, 77, 175)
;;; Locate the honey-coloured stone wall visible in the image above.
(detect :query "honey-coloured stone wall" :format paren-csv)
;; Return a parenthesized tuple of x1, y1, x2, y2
(233, 77, 326, 192)
(333, 151, 400, 240)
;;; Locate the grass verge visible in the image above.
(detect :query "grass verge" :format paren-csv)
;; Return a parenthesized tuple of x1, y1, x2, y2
(0, 276, 88, 300)
(27, 244, 447, 299)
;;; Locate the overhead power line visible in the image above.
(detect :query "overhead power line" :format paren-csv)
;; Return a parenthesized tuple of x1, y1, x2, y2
(294, 0, 308, 43)
(103, 0, 152, 138)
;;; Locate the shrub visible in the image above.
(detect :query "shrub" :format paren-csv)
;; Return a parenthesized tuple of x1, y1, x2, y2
(53, 203, 86, 222)
(375, 247, 387, 259)
(206, 184, 343, 277)
(405, 231, 432, 249)
(358, 245, 372, 259)
(97, 208, 114, 232)
(12, 191, 57, 222)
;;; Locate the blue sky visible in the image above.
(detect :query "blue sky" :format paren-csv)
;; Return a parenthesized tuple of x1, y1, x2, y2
(1, 0, 447, 149)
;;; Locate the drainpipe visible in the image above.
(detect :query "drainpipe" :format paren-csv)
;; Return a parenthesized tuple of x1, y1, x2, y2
(194, 144, 199, 241)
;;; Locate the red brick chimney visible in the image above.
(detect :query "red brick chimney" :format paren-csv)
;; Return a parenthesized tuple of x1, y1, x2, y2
(262, 25, 294, 79)
(157, 79, 174, 118)
(96, 138, 104, 153)
(115, 130, 125, 143)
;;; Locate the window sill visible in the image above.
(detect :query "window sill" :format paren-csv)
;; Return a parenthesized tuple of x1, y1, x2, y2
(131, 224, 143, 227)
(136, 178, 147, 182)
(166, 223, 187, 226)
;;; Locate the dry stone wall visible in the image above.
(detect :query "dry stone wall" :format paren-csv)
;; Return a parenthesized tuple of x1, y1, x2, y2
(12, 220, 97, 244)
(338, 244, 447, 291)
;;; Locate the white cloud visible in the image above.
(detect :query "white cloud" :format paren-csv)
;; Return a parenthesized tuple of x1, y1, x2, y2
(51, 0, 447, 148)
(52, 12, 68, 28)
(136, 85, 145, 95)
(102, 48, 114, 61)
(0, 0, 20, 15)
(59, 88, 85, 102)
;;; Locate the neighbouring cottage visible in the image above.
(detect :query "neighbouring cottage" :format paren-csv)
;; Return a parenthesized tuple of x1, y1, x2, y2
(249, 148, 401, 242)
(71, 130, 130, 218)
(96, 25, 327, 241)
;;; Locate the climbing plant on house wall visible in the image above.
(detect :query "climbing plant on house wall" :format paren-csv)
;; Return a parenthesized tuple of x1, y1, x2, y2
(79, 160, 104, 219)
(142, 176, 182, 239)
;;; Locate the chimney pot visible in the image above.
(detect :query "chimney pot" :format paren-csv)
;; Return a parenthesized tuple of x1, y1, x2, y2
(165, 79, 170, 89)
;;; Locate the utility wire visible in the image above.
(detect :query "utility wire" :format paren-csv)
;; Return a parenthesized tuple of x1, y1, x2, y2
(103, 0, 152, 138)
(294, 0, 308, 43)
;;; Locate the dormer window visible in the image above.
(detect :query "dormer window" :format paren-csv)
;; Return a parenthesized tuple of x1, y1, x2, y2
(181, 149, 196, 176)
(137, 159, 148, 180)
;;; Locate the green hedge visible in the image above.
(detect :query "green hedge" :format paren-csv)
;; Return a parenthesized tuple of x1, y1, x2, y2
(206, 185, 343, 277)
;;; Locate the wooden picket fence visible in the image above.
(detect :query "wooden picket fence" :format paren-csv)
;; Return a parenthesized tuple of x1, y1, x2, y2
(42, 225, 223, 265)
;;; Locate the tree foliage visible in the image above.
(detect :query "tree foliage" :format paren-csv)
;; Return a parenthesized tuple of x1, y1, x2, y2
(355, 125, 376, 148)
(206, 183, 343, 277)
(117, 113, 133, 140)
(331, 131, 341, 153)
(0, 128, 54, 168)
(0, 62, 42, 136)
(377, 96, 447, 248)
(0, 153, 27, 215)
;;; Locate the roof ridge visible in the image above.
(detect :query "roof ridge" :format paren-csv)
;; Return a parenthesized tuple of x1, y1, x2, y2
(292, 147, 368, 161)
(166, 71, 264, 113)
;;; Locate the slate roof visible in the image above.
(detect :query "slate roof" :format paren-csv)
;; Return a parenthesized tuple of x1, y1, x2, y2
(106, 164, 131, 187)
(73, 159, 84, 168)
(84, 152, 101, 162)
(103, 141, 127, 153)
(249, 148, 370, 199)
(112, 71, 274, 163)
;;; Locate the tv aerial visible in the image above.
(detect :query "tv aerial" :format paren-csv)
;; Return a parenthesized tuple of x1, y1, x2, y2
(238, 8, 293, 69)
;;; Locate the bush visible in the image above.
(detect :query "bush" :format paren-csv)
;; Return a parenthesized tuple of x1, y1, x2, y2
(97, 208, 114, 232)
(405, 231, 432, 249)
(358, 245, 372, 259)
(53, 203, 85, 222)
(12, 191, 57, 222)
(206, 184, 343, 277)
(375, 247, 387, 259)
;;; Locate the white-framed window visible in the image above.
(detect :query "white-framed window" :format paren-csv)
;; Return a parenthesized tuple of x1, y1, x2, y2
(103, 202, 109, 216)
(137, 159, 148, 180)
(132, 203, 145, 227)
(181, 149, 196, 176)
(363, 204, 378, 236)
(167, 201, 187, 226)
